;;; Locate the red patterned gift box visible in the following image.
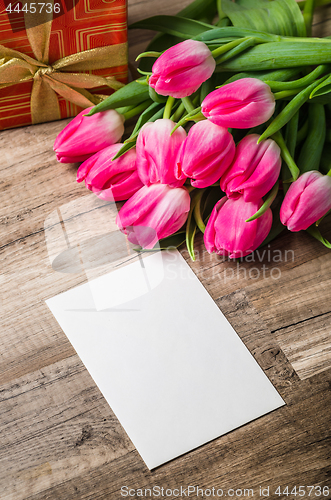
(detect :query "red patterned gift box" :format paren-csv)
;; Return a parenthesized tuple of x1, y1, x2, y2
(0, 0, 128, 130)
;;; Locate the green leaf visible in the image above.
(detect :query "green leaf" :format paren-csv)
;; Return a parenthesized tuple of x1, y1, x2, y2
(194, 26, 280, 42)
(223, 68, 302, 84)
(306, 225, 331, 248)
(111, 141, 136, 161)
(219, 41, 331, 72)
(129, 16, 215, 39)
(259, 76, 329, 143)
(179, 0, 218, 23)
(124, 104, 167, 145)
(159, 232, 186, 249)
(202, 187, 225, 221)
(266, 65, 330, 92)
(134, 231, 186, 252)
(131, 102, 163, 136)
(245, 181, 279, 222)
(86, 80, 149, 115)
(148, 86, 168, 103)
(310, 73, 331, 98)
(221, 0, 305, 37)
(258, 197, 286, 247)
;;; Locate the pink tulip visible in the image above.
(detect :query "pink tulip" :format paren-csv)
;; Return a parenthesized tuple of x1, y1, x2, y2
(204, 195, 272, 258)
(116, 184, 190, 248)
(201, 78, 275, 129)
(220, 134, 281, 202)
(136, 119, 187, 188)
(54, 106, 125, 163)
(149, 40, 216, 98)
(280, 171, 331, 231)
(76, 144, 142, 201)
(178, 120, 236, 188)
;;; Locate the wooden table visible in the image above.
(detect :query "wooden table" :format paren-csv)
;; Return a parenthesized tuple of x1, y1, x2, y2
(1, 2, 331, 499)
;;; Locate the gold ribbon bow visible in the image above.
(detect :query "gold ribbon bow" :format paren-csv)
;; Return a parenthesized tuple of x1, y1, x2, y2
(0, 5, 127, 123)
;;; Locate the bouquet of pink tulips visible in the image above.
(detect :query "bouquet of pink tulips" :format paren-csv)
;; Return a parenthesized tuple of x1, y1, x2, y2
(54, 0, 331, 260)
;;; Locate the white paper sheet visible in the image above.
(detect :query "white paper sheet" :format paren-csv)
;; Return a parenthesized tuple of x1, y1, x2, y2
(46, 250, 285, 469)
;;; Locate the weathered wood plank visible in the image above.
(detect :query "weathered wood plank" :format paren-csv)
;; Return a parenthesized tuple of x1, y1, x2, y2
(0, 1, 330, 499)
(0, 356, 134, 500)
(9, 370, 331, 500)
(275, 312, 331, 380)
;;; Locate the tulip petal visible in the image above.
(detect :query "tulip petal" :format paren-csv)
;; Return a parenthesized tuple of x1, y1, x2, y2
(204, 195, 272, 258)
(136, 119, 187, 187)
(116, 184, 190, 248)
(54, 108, 125, 163)
(221, 135, 281, 202)
(280, 171, 331, 231)
(150, 40, 215, 98)
(77, 144, 142, 202)
(202, 78, 275, 129)
(179, 121, 235, 188)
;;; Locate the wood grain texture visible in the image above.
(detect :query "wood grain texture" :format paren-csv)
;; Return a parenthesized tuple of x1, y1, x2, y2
(0, 1, 331, 499)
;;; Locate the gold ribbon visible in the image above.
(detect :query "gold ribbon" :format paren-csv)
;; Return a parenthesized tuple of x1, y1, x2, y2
(0, 4, 127, 123)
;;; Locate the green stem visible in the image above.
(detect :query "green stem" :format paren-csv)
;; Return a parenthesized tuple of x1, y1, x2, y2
(327, 167, 331, 177)
(193, 190, 206, 233)
(171, 102, 186, 122)
(258, 75, 329, 143)
(122, 101, 151, 121)
(171, 108, 203, 135)
(136, 68, 153, 76)
(216, 38, 256, 65)
(272, 131, 300, 181)
(163, 96, 175, 119)
(266, 65, 330, 91)
(211, 37, 249, 59)
(303, 0, 316, 36)
(296, 119, 309, 143)
(274, 88, 305, 100)
(136, 51, 161, 61)
(285, 111, 299, 158)
(181, 96, 196, 113)
(283, 111, 299, 193)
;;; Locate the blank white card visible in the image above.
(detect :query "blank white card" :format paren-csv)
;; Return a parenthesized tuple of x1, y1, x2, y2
(46, 250, 285, 469)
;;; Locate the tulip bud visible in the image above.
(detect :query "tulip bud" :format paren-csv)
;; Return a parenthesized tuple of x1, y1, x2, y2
(178, 120, 236, 188)
(149, 40, 216, 99)
(76, 144, 142, 202)
(201, 78, 275, 129)
(116, 184, 191, 249)
(136, 119, 187, 188)
(54, 106, 125, 163)
(280, 171, 331, 231)
(204, 195, 272, 258)
(220, 134, 281, 202)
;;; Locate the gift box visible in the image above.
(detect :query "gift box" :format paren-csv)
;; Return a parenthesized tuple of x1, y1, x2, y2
(0, 0, 128, 130)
